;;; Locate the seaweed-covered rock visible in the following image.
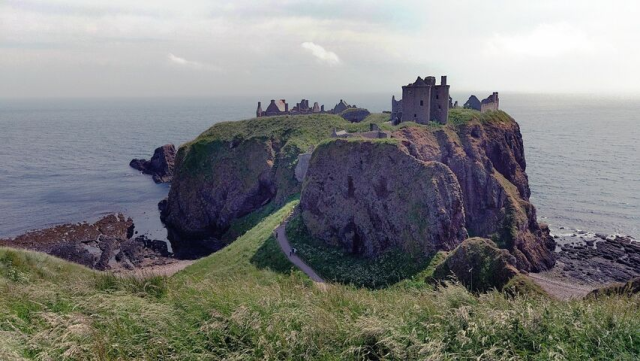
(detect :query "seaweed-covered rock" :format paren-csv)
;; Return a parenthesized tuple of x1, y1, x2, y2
(432, 238, 519, 292)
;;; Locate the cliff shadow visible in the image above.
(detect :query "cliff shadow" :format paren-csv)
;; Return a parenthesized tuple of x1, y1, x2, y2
(253, 214, 438, 289)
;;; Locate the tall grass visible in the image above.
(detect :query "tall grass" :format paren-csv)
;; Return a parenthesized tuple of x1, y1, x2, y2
(0, 201, 638, 360)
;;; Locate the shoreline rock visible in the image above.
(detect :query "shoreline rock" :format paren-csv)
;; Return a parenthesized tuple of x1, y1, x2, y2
(0, 215, 177, 272)
(551, 233, 639, 284)
(130, 144, 176, 183)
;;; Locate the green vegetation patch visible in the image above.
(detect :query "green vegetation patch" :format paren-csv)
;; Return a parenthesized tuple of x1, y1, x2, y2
(285, 214, 441, 289)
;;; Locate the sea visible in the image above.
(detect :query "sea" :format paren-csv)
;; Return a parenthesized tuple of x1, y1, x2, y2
(0, 93, 638, 240)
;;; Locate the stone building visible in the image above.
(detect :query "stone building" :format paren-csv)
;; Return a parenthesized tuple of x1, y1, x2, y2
(391, 75, 450, 125)
(256, 99, 289, 117)
(256, 97, 357, 118)
(463, 93, 500, 113)
(463, 95, 481, 111)
(333, 99, 354, 114)
(480, 92, 499, 112)
(256, 98, 334, 117)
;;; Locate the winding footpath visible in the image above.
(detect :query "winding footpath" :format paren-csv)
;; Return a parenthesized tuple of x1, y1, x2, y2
(274, 216, 325, 283)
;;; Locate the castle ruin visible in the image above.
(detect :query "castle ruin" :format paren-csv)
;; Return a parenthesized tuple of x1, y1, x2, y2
(391, 76, 450, 125)
(463, 92, 500, 113)
(256, 97, 357, 118)
(480, 92, 500, 112)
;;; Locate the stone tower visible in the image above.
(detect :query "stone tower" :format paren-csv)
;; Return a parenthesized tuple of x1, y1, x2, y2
(399, 75, 450, 125)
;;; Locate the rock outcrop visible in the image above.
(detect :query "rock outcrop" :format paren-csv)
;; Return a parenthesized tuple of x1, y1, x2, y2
(130, 144, 176, 183)
(162, 115, 353, 239)
(389, 116, 554, 272)
(0, 214, 174, 271)
(432, 238, 519, 292)
(301, 139, 467, 258)
(340, 108, 371, 123)
(163, 111, 554, 274)
(554, 234, 640, 283)
(163, 137, 278, 238)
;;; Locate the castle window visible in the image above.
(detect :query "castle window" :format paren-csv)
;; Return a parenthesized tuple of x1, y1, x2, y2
(420, 100, 424, 106)
(436, 95, 439, 100)
(438, 105, 442, 110)
(414, 114, 417, 118)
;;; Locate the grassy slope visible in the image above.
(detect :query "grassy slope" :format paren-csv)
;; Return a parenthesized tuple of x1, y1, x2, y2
(0, 200, 639, 359)
(177, 113, 391, 177)
(286, 213, 445, 289)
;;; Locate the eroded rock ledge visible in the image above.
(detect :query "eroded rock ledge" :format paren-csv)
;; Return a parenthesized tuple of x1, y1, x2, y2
(0, 215, 174, 271)
(130, 144, 176, 183)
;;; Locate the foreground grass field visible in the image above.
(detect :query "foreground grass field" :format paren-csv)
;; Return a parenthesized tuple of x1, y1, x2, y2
(0, 200, 639, 360)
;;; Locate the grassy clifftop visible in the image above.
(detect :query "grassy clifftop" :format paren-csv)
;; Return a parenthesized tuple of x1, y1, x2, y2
(0, 200, 639, 359)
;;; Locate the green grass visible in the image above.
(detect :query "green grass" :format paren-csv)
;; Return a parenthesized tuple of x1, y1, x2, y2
(285, 214, 441, 289)
(0, 199, 639, 359)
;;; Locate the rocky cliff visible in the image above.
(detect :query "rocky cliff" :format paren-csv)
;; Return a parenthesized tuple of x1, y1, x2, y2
(300, 111, 555, 272)
(164, 110, 554, 273)
(301, 139, 467, 257)
(162, 114, 373, 239)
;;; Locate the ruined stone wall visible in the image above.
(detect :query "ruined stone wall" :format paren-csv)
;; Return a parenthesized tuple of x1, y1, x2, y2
(430, 84, 450, 124)
(401, 85, 431, 124)
(481, 92, 500, 113)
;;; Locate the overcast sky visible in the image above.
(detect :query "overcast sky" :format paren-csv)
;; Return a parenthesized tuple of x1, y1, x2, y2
(2, 0, 639, 98)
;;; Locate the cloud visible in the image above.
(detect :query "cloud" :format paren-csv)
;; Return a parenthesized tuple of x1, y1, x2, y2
(167, 53, 223, 72)
(484, 23, 594, 58)
(301, 42, 340, 66)
(168, 53, 200, 67)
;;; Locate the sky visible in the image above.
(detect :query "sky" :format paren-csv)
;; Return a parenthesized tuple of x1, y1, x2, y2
(1, 0, 639, 98)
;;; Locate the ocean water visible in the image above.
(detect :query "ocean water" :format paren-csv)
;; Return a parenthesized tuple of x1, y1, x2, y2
(0, 94, 638, 240)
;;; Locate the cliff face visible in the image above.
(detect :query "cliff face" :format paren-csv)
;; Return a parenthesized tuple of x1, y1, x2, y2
(300, 112, 554, 272)
(300, 139, 467, 258)
(163, 138, 278, 238)
(162, 114, 365, 238)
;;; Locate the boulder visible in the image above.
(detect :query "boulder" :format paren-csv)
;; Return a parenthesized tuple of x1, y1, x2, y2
(432, 238, 520, 292)
(340, 108, 371, 123)
(130, 144, 176, 183)
(300, 139, 467, 258)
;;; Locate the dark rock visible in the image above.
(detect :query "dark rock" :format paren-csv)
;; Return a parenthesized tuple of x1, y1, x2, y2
(49, 243, 96, 268)
(158, 198, 169, 219)
(0, 214, 175, 271)
(340, 108, 371, 123)
(163, 137, 278, 238)
(301, 139, 467, 258)
(130, 144, 176, 183)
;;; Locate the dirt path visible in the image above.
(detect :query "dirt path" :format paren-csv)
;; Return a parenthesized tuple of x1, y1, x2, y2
(117, 260, 196, 278)
(274, 218, 325, 284)
(528, 273, 595, 300)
